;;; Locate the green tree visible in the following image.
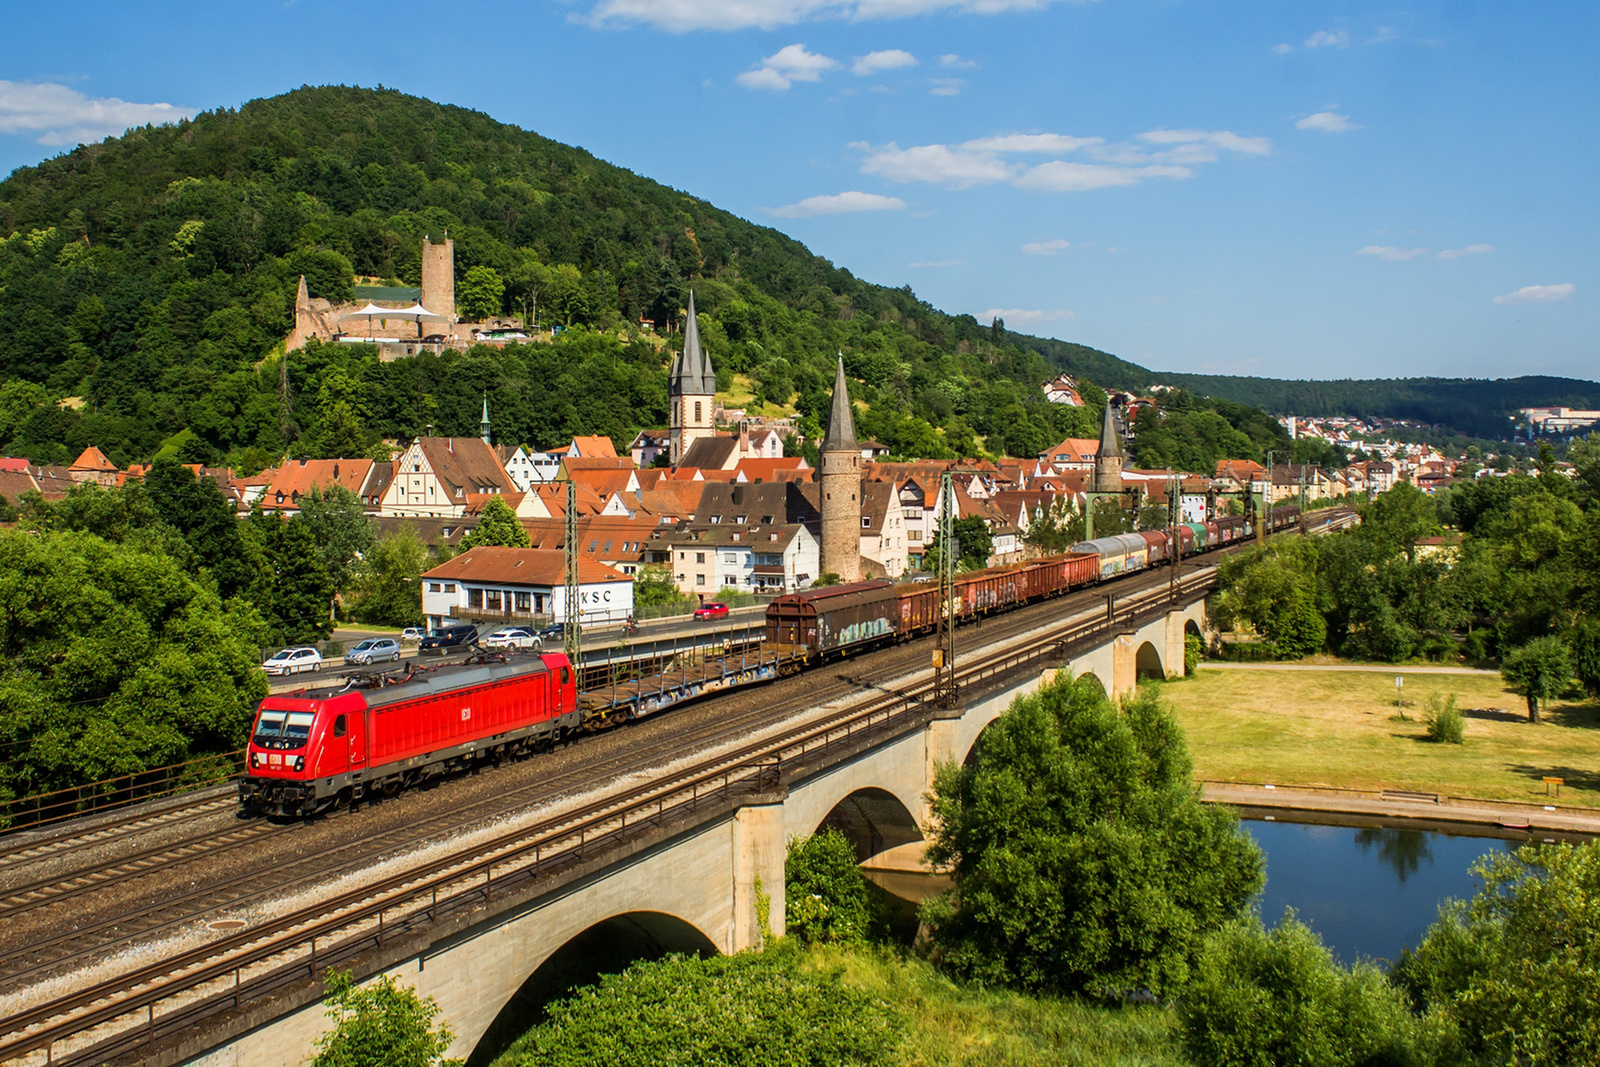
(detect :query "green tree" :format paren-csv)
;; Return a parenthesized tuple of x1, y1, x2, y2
(143, 460, 262, 599)
(349, 528, 429, 627)
(921, 675, 1263, 998)
(0, 527, 266, 797)
(1178, 912, 1421, 1067)
(1500, 635, 1573, 723)
(456, 265, 505, 322)
(296, 485, 376, 602)
(927, 515, 993, 571)
(1394, 842, 1600, 1066)
(785, 828, 888, 945)
(457, 495, 530, 550)
(632, 564, 688, 610)
(310, 970, 460, 1067)
(245, 509, 335, 645)
(1021, 496, 1084, 554)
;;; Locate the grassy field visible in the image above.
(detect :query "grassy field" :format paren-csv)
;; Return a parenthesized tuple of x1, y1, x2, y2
(811, 946, 1181, 1067)
(1164, 666, 1600, 807)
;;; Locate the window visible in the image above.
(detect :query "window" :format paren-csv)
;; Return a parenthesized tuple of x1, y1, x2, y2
(735, 515, 747, 524)
(428, 582, 441, 592)
(486, 589, 503, 611)
(333, 714, 346, 738)
(445, 583, 456, 593)
(696, 552, 705, 564)
(862, 517, 872, 528)
(694, 401, 702, 422)
(561, 667, 571, 686)
(709, 515, 721, 524)
(604, 541, 613, 553)
(762, 515, 774, 524)
(468, 588, 484, 608)
(696, 574, 706, 586)
(679, 551, 686, 560)
(515, 592, 532, 611)
(589, 541, 598, 552)
(724, 553, 738, 564)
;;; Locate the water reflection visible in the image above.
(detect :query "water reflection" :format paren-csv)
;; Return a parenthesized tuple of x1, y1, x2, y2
(1353, 827, 1433, 884)
(1244, 819, 1515, 965)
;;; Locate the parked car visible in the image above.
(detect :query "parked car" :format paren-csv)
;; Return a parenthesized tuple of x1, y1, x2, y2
(694, 601, 730, 620)
(263, 647, 322, 675)
(400, 627, 426, 643)
(537, 622, 566, 644)
(483, 627, 541, 650)
(347, 637, 403, 665)
(418, 623, 479, 655)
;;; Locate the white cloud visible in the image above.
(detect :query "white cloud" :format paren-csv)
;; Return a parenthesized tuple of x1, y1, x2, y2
(1437, 244, 1494, 260)
(1493, 283, 1574, 305)
(1022, 238, 1072, 255)
(981, 307, 1075, 324)
(1272, 43, 1294, 55)
(0, 80, 195, 146)
(909, 259, 961, 267)
(928, 78, 966, 96)
(769, 190, 908, 217)
(852, 49, 918, 75)
(1014, 161, 1190, 191)
(939, 53, 978, 68)
(1358, 245, 1426, 261)
(855, 140, 1018, 188)
(1297, 111, 1359, 133)
(738, 43, 840, 90)
(854, 126, 1264, 192)
(585, 0, 1078, 32)
(1305, 29, 1350, 48)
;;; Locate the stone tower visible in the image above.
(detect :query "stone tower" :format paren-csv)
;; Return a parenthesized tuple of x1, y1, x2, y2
(420, 235, 455, 327)
(668, 291, 717, 466)
(819, 355, 862, 582)
(1093, 400, 1123, 495)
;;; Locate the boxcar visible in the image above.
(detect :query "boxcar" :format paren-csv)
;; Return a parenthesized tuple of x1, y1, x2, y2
(1184, 522, 1209, 550)
(1072, 536, 1129, 577)
(766, 580, 898, 656)
(241, 653, 579, 817)
(1138, 530, 1170, 564)
(1112, 533, 1150, 572)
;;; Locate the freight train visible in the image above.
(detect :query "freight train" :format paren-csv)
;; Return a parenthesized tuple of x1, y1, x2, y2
(241, 504, 1301, 816)
(765, 506, 1298, 662)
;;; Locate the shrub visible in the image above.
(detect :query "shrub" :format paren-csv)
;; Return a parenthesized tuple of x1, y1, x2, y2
(1184, 632, 1203, 676)
(497, 947, 903, 1067)
(921, 676, 1263, 999)
(311, 970, 460, 1067)
(1177, 912, 1421, 1067)
(786, 828, 890, 945)
(1423, 693, 1465, 744)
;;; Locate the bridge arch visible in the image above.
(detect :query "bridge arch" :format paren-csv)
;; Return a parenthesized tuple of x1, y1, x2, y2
(1074, 668, 1110, 698)
(805, 786, 924, 862)
(1135, 640, 1165, 681)
(467, 911, 717, 1066)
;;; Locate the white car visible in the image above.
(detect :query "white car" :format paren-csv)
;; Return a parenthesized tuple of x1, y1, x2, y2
(400, 627, 426, 643)
(263, 647, 323, 675)
(483, 627, 541, 650)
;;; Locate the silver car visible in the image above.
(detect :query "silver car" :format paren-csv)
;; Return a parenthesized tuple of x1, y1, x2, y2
(483, 627, 541, 650)
(263, 647, 323, 675)
(347, 638, 402, 665)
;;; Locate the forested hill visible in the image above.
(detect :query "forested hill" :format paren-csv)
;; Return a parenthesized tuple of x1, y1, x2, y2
(0, 85, 1588, 469)
(0, 85, 1118, 468)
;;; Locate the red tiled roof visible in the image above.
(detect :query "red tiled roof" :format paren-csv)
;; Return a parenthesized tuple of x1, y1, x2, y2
(569, 435, 618, 459)
(262, 458, 374, 508)
(733, 457, 808, 483)
(421, 546, 629, 586)
(70, 446, 118, 473)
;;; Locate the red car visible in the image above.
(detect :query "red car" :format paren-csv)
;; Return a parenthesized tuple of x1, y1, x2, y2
(694, 601, 730, 620)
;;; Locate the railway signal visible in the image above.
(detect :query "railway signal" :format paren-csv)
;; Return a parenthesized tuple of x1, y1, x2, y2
(564, 479, 582, 669)
(935, 471, 958, 707)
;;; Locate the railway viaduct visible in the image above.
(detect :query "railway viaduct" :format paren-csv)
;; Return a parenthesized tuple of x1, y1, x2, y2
(180, 593, 1207, 1067)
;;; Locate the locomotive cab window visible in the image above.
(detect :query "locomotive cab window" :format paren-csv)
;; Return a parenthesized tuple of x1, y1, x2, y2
(561, 667, 571, 686)
(333, 714, 346, 738)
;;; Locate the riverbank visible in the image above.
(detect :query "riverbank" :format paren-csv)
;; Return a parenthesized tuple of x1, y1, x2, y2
(1164, 664, 1600, 808)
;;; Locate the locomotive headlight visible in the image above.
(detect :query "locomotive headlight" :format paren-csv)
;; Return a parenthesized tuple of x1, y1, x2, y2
(294, 756, 305, 771)
(250, 752, 260, 769)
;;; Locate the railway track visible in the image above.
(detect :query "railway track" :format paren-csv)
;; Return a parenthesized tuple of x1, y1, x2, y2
(0, 552, 1206, 969)
(0, 568, 1217, 1066)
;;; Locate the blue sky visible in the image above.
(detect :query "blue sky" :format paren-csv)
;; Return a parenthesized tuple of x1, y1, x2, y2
(2, 1, 1595, 382)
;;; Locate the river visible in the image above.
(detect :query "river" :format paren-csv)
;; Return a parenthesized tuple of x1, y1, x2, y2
(1243, 817, 1519, 964)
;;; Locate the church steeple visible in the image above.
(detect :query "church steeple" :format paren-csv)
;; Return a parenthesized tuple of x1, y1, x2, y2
(668, 290, 717, 466)
(480, 393, 492, 445)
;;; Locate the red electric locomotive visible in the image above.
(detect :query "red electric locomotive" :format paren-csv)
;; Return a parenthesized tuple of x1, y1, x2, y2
(241, 653, 579, 817)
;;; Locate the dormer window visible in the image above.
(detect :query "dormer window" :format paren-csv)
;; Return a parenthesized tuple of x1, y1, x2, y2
(862, 517, 872, 528)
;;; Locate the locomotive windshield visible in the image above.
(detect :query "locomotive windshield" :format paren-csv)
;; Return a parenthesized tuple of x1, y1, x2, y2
(252, 709, 316, 749)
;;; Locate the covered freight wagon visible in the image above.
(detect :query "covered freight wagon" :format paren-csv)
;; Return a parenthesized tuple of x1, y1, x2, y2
(766, 580, 897, 655)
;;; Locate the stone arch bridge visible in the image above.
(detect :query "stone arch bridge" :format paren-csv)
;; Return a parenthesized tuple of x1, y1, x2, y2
(185, 593, 1206, 1067)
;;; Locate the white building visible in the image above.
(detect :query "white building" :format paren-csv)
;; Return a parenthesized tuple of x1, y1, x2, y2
(667, 524, 818, 596)
(497, 445, 561, 491)
(419, 546, 634, 629)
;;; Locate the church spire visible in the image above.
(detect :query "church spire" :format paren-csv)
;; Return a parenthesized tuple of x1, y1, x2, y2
(822, 355, 858, 453)
(670, 290, 716, 398)
(480, 393, 492, 445)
